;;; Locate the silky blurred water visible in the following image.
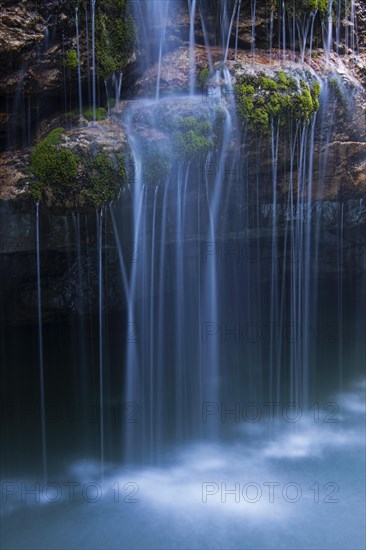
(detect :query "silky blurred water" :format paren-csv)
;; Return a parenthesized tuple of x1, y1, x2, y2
(1, 378, 364, 549)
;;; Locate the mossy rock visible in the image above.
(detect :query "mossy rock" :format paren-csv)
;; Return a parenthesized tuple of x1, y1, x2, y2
(235, 70, 321, 130)
(170, 114, 219, 160)
(29, 128, 127, 207)
(83, 152, 126, 207)
(29, 128, 79, 200)
(141, 146, 171, 184)
(95, 0, 136, 79)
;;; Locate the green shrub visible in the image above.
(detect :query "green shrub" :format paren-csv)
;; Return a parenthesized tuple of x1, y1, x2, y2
(64, 49, 78, 70)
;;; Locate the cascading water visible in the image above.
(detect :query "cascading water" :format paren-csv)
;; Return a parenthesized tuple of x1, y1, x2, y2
(188, 0, 197, 94)
(35, 202, 47, 483)
(251, 0, 257, 56)
(85, 4, 91, 106)
(75, 6, 83, 117)
(91, 0, 96, 120)
(97, 209, 105, 480)
(235, 0, 242, 60)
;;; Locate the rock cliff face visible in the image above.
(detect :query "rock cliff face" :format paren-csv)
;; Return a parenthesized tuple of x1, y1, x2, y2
(0, 0, 365, 324)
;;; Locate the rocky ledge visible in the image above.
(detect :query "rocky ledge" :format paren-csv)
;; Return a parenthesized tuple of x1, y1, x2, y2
(1, 45, 365, 209)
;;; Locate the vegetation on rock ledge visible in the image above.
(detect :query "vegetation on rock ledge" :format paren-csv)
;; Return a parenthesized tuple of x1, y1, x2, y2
(84, 153, 126, 207)
(235, 71, 321, 130)
(29, 128, 79, 201)
(29, 128, 126, 207)
(64, 49, 79, 70)
(94, 0, 136, 79)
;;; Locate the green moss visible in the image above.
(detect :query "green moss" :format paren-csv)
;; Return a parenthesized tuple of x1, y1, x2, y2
(64, 49, 78, 70)
(310, 81, 321, 110)
(83, 107, 107, 121)
(276, 70, 298, 91)
(311, 81, 321, 97)
(29, 128, 79, 200)
(95, 0, 136, 79)
(259, 76, 278, 91)
(29, 127, 128, 207)
(172, 116, 211, 135)
(235, 71, 320, 129)
(142, 147, 171, 183)
(199, 68, 210, 87)
(294, 88, 315, 120)
(235, 83, 255, 121)
(29, 180, 43, 202)
(212, 106, 227, 137)
(141, 110, 226, 162)
(169, 115, 215, 160)
(174, 130, 212, 159)
(285, 0, 330, 16)
(84, 153, 126, 207)
(250, 108, 269, 129)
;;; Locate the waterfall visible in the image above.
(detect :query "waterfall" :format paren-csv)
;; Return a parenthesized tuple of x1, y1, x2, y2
(75, 7, 83, 117)
(132, 0, 171, 99)
(8, 67, 25, 150)
(114, 72, 123, 105)
(302, 114, 317, 403)
(309, 10, 318, 62)
(269, 121, 280, 402)
(188, 0, 197, 95)
(251, 0, 257, 57)
(350, 0, 356, 51)
(85, 5, 91, 107)
(72, 213, 93, 451)
(91, 0, 96, 120)
(297, 10, 318, 63)
(119, 96, 233, 460)
(325, 0, 334, 57)
(105, 80, 110, 115)
(282, 1, 286, 60)
(235, 0, 242, 61)
(336, 0, 342, 54)
(97, 209, 104, 480)
(338, 202, 344, 393)
(35, 202, 47, 483)
(269, 9, 274, 63)
(156, 11, 169, 100)
(224, 0, 238, 63)
(291, 2, 296, 56)
(198, 3, 213, 70)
